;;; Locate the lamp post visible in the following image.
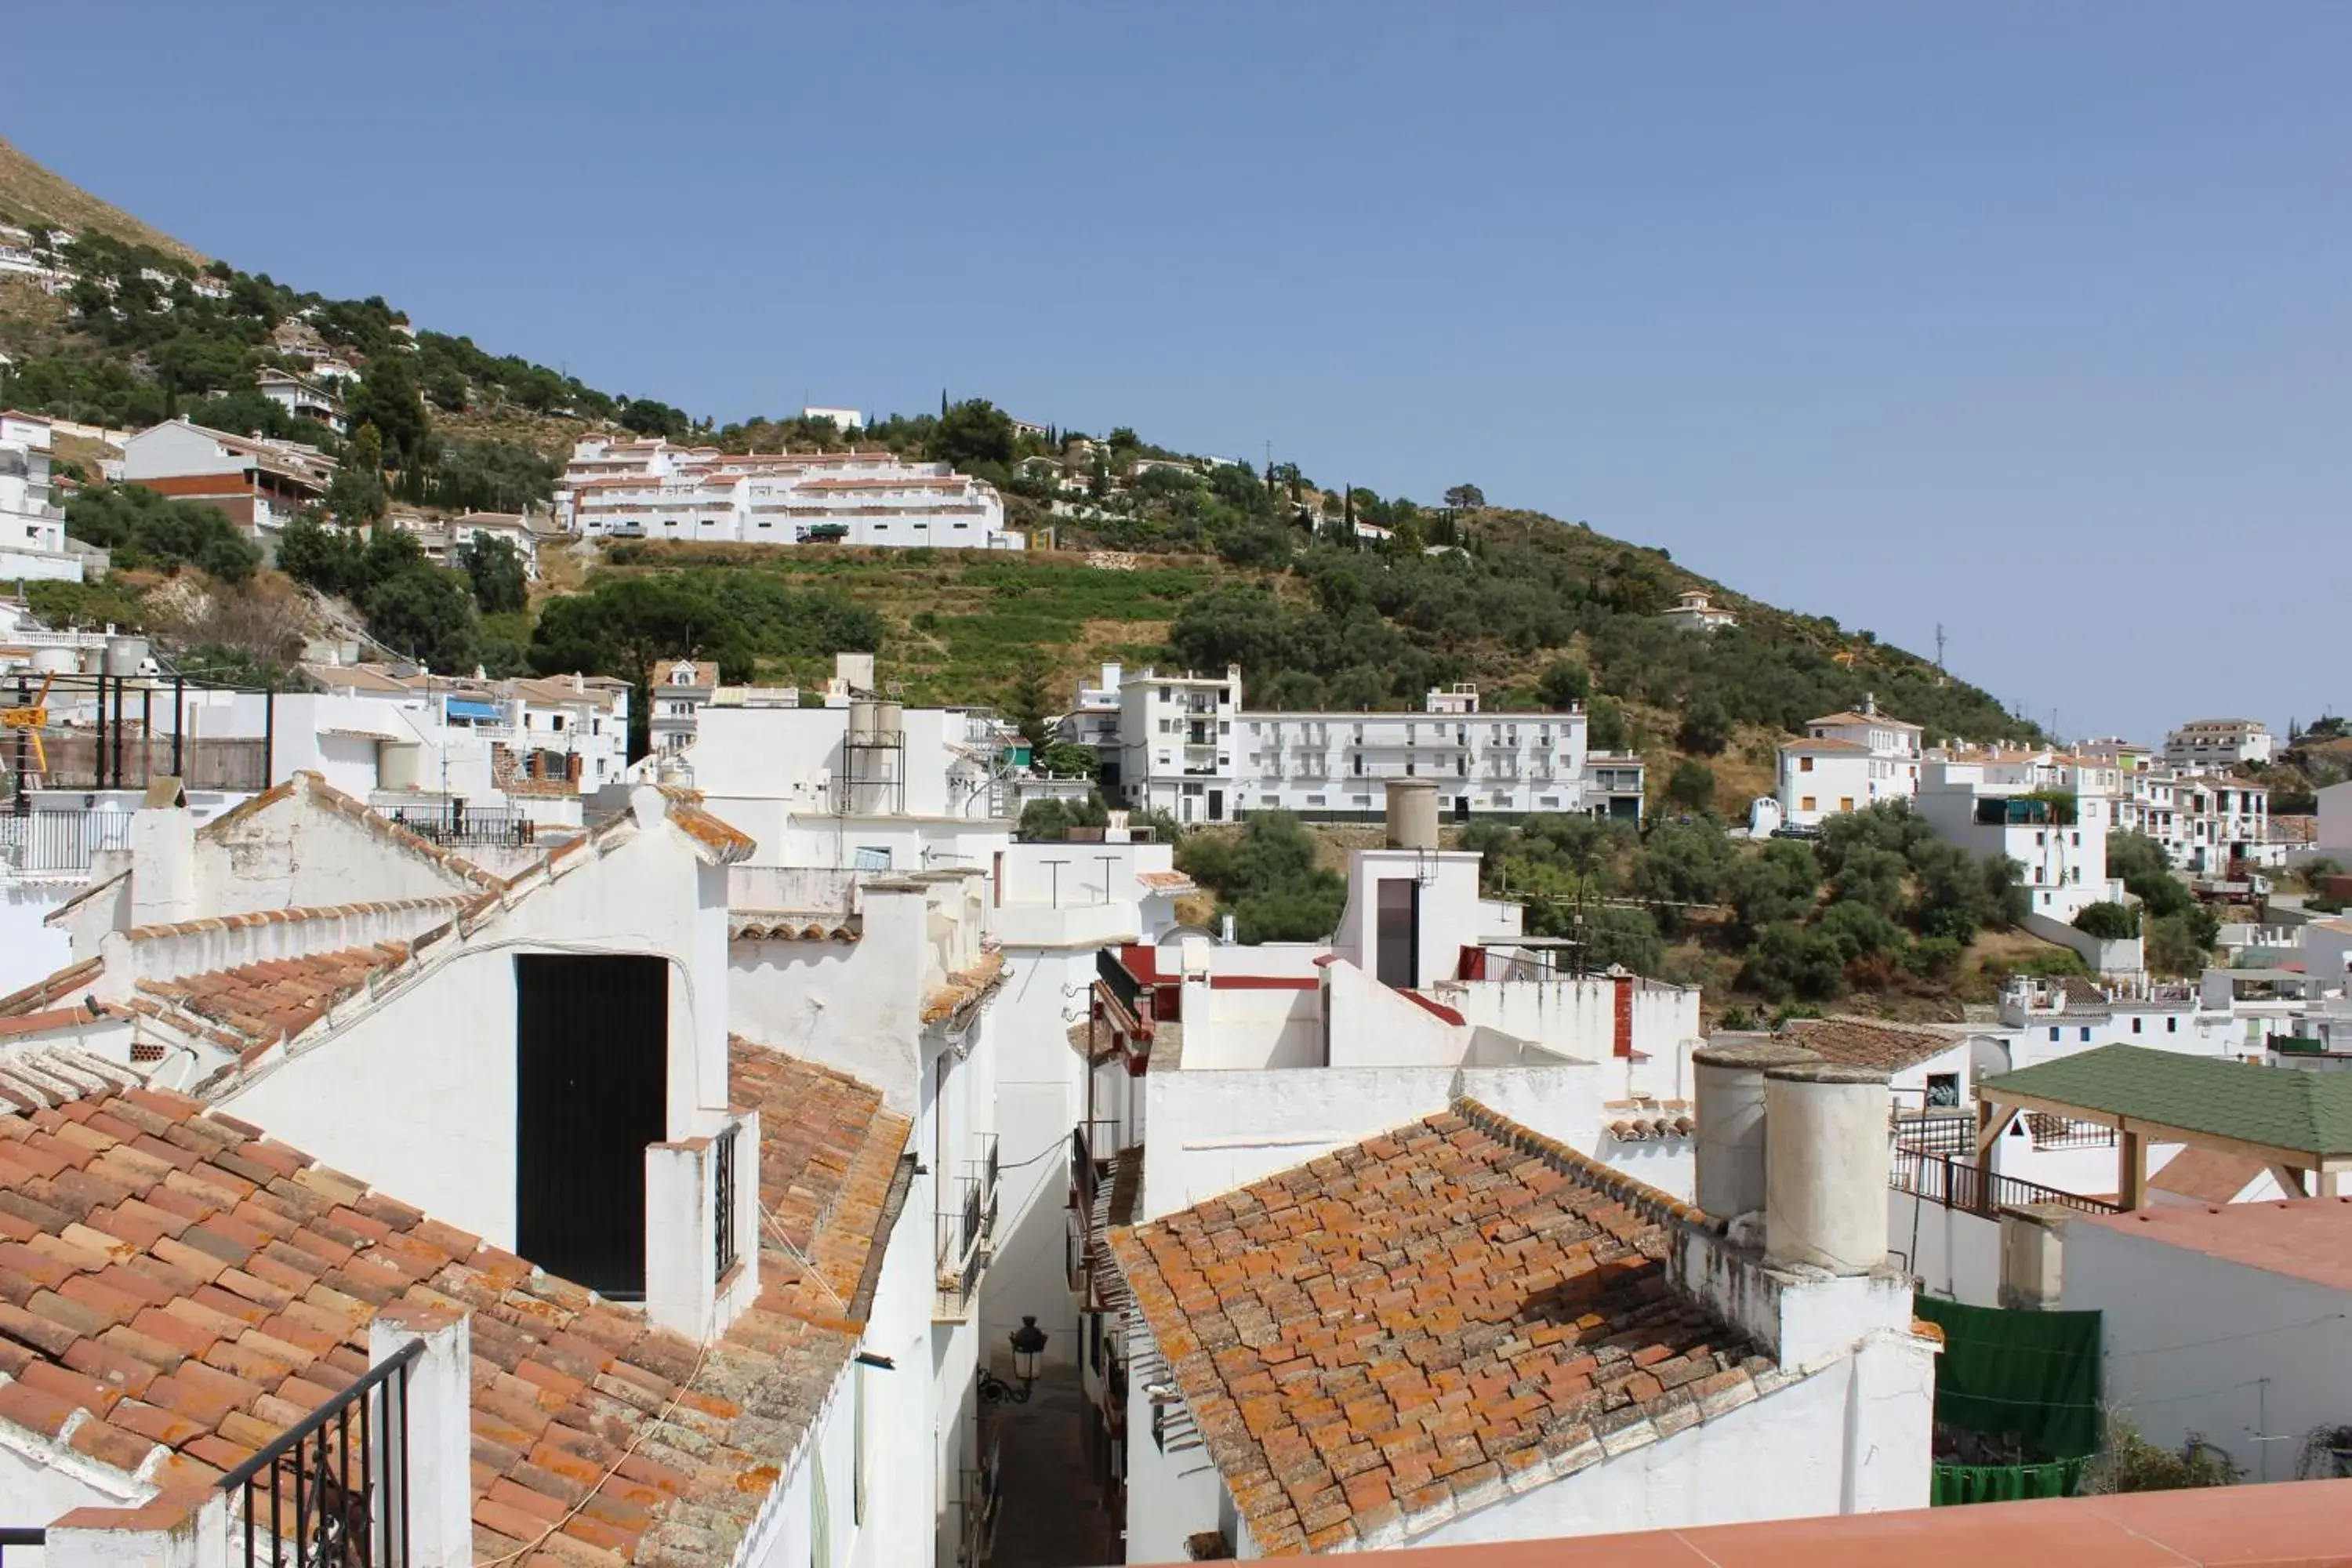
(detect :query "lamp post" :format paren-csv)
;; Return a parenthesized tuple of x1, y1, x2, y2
(1008, 1316, 1048, 1399)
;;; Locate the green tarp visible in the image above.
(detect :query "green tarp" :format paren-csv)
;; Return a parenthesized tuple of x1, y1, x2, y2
(1915, 1294, 2103, 1465)
(1931, 1455, 2091, 1506)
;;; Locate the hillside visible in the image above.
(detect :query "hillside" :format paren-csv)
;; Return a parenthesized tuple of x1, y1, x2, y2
(0, 138, 209, 266)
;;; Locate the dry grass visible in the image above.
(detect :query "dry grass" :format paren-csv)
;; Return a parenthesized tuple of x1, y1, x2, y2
(0, 138, 208, 266)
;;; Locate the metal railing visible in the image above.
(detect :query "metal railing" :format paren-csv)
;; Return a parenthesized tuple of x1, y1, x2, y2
(220, 1337, 423, 1568)
(0, 808, 136, 877)
(0, 1529, 44, 1563)
(1890, 1112, 1975, 1157)
(1889, 1147, 2120, 1219)
(1096, 948, 1145, 1018)
(713, 1123, 740, 1281)
(385, 808, 538, 848)
(2027, 1112, 2118, 1150)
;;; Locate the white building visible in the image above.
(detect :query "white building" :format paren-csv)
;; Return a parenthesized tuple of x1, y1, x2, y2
(1775, 699, 1922, 828)
(2164, 716, 2274, 768)
(1108, 666, 1644, 826)
(387, 507, 556, 578)
(0, 409, 80, 583)
(802, 405, 866, 429)
(1659, 589, 1737, 632)
(1913, 748, 2123, 924)
(559, 435, 1022, 550)
(115, 416, 336, 539)
(256, 367, 346, 432)
(649, 656, 717, 753)
(2063, 1201, 2352, 1486)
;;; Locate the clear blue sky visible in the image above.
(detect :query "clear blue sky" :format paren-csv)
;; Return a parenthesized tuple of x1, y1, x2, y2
(13, 5, 2348, 743)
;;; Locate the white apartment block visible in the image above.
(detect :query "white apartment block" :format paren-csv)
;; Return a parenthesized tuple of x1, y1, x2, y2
(256, 367, 346, 432)
(1102, 666, 1644, 825)
(557, 434, 1023, 550)
(1914, 748, 2125, 922)
(1659, 589, 1737, 632)
(0, 410, 80, 583)
(2083, 736, 2278, 873)
(2165, 716, 2274, 768)
(1774, 698, 1923, 827)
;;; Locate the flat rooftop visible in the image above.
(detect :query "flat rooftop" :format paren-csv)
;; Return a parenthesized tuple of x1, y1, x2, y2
(2072, 1196, 2352, 1294)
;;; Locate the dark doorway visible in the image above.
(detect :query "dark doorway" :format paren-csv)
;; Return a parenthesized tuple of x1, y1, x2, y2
(515, 953, 667, 1298)
(1208, 788, 1224, 821)
(1453, 797, 1471, 822)
(1375, 878, 1419, 989)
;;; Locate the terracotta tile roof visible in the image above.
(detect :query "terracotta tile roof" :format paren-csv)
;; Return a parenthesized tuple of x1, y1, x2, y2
(729, 1037, 913, 1321)
(1780, 1017, 1968, 1075)
(1807, 710, 1922, 731)
(654, 791, 757, 863)
(1779, 736, 1871, 754)
(1110, 1100, 1762, 1555)
(2147, 1147, 2270, 1207)
(921, 949, 1006, 1024)
(128, 945, 415, 1052)
(1137, 869, 1196, 891)
(0, 957, 103, 1019)
(119, 896, 470, 946)
(0, 1044, 913, 1562)
(730, 918, 859, 943)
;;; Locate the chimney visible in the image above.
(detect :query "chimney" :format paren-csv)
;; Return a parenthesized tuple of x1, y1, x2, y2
(1691, 1040, 1820, 1221)
(129, 779, 196, 927)
(1862, 691, 1877, 717)
(1762, 1062, 1892, 1275)
(1384, 779, 1439, 851)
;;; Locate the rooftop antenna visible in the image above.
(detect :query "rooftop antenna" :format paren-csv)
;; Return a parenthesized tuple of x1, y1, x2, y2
(1934, 622, 1946, 673)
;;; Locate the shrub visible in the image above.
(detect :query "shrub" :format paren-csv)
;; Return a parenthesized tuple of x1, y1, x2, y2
(2072, 901, 2140, 940)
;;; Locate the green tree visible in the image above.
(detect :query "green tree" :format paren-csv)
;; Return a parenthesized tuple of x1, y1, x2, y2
(456, 535, 528, 615)
(2072, 902, 2140, 940)
(928, 400, 1017, 470)
(1726, 839, 1821, 937)
(62, 484, 259, 581)
(1586, 695, 1631, 752)
(275, 512, 365, 597)
(2108, 832, 2194, 919)
(1036, 741, 1099, 779)
(1831, 846, 1910, 918)
(1004, 653, 1056, 749)
(1739, 921, 1847, 1002)
(363, 566, 477, 671)
(1676, 698, 1733, 757)
(1443, 483, 1486, 511)
(347, 358, 430, 468)
(1537, 659, 1590, 711)
(1177, 812, 1347, 945)
(323, 422, 388, 524)
(1632, 817, 1733, 927)
(1664, 759, 1716, 814)
(1018, 794, 1111, 841)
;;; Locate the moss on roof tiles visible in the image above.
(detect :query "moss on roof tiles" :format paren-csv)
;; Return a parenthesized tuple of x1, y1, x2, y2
(1980, 1045, 2352, 1157)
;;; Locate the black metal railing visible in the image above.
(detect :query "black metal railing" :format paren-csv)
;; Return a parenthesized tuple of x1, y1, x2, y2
(713, 1123, 739, 1281)
(1890, 1112, 1974, 1156)
(2027, 1112, 2118, 1150)
(385, 808, 538, 848)
(220, 1338, 424, 1568)
(0, 808, 135, 876)
(1096, 947, 1145, 1018)
(0, 1528, 45, 1563)
(961, 1174, 984, 1261)
(1889, 1147, 2120, 1219)
(1071, 1127, 1098, 1210)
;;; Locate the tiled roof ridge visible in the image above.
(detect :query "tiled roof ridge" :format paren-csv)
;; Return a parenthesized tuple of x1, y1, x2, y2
(1454, 1097, 1709, 1229)
(135, 943, 416, 1065)
(121, 896, 471, 944)
(729, 916, 861, 944)
(0, 1045, 146, 1112)
(0, 957, 104, 1019)
(920, 948, 1006, 1025)
(198, 773, 506, 894)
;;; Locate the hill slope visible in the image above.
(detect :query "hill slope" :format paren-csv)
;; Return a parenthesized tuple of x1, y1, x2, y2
(0, 138, 209, 265)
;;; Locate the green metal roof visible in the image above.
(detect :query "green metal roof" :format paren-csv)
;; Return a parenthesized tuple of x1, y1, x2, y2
(1979, 1045, 2352, 1159)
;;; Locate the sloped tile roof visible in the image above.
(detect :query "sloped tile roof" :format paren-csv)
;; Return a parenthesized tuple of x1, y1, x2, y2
(1981, 1045, 2352, 1158)
(1110, 1101, 1765, 1555)
(2147, 1147, 2268, 1206)
(129, 945, 414, 1051)
(1781, 1017, 1969, 1075)
(921, 949, 1005, 1025)
(0, 958, 103, 1019)
(0, 1044, 910, 1562)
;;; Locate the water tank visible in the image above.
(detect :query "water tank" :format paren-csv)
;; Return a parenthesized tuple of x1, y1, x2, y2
(1384, 779, 1439, 850)
(1691, 1040, 1821, 1221)
(30, 646, 75, 677)
(848, 699, 879, 742)
(102, 635, 151, 677)
(379, 742, 423, 791)
(1763, 1061, 1893, 1275)
(874, 701, 904, 742)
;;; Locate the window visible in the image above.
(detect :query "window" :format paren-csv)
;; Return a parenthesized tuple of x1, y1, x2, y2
(2131, 1017, 2142, 1034)
(1839, 797, 1854, 811)
(1800, 796, 1817, 811)
(2049, 1027, 2061, 1042)
(2167, 1017, 2177, 1033)
(2080, 1027, 2092, 1042)
(1925, 1073, 1960, 1109)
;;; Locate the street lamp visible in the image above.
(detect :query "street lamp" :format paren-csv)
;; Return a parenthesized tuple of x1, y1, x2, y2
(1008, 1316, 1048, 1396)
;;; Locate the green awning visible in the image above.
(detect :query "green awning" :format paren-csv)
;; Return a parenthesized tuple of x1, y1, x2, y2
(1977, 1044, 2352, 1158)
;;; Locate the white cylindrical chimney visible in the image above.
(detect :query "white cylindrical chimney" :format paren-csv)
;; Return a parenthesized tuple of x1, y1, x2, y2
(1763, 1061, 1892, 1276)
(1692, 1039, 1821, 1221)
(1385, 779, 1439, 850)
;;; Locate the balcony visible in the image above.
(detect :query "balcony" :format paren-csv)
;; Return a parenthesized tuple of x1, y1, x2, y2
(0, 808, 135, 878)
(935, 1133, 1001, 1319)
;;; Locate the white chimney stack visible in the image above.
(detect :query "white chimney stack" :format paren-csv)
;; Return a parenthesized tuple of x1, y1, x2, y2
(1691, 1039, 1821, 1221)
(129, 780, 196, 927)
(1763, 1062, 1892, 1276)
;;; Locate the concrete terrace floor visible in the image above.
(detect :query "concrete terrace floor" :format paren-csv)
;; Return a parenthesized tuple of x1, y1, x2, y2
(988, 1364, 1120, 1567)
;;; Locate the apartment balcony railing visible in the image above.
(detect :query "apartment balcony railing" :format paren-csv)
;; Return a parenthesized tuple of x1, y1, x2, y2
(384, 807, 539, 849)
(220, 1337, 423, 1568)
(1889, 1147, 2118, 1219)
(1890, 1112, 1974, 1157)
(2026, 1112, 2118, 1151)
(935, 1135, 1000, 1319)
(0, 808, 136, 877)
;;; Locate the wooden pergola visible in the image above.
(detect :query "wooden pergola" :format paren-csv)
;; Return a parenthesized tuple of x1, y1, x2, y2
(1976, 1045, 2352, 1210)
